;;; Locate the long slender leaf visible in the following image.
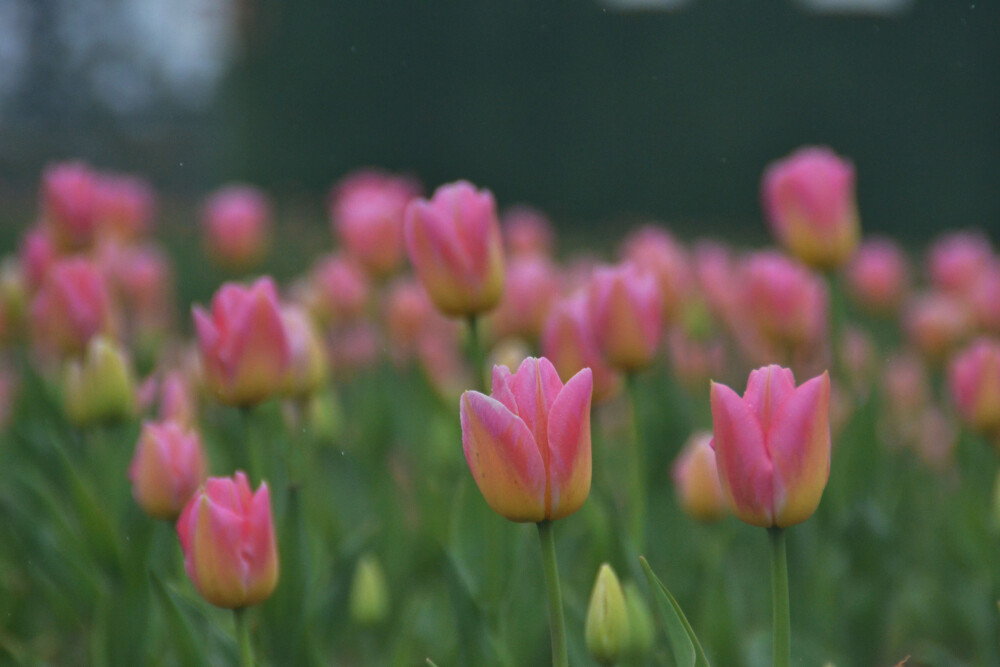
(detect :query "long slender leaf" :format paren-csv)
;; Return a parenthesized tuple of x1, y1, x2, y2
(640, 556, 712, 667)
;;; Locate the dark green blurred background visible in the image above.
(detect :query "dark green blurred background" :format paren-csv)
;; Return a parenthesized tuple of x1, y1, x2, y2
(2, 0, 998, 242)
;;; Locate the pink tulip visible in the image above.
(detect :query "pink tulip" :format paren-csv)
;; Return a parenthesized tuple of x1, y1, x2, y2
(588, 263, 663, 372)
(40, 161, 100, 250)
(844, 238, 910, 315)
(761, 146, 860, 270)
(903, 292, 971, 362)
(329, 318, 382, 379)
(94, 172, 156, 240)
(736, 252, 828, 355)
(330, 169, 421, 277)
(308, 254, 371, 324)
(460, 357, 592, 522)
(541, 292, 621, 403)
(383, 278, 437, 360)
(160, 370, 198, 425)
(404, 181, 505, 317)
(202, 185, 272, 272)
(502, 205, 555, 258)
(949, 338, 1000, 435)
(281, 305, 328, 398)
(882, 353, 931, 417)
(29, 257, 114, 357)
(927, 231, 992, 296)
(672, 431, 728, 522)
(129, 420, 208, 520)
(98, 242, 174, 339)
(176, 471, 278, 608)
(19, 226, 56, 293)
(710, 365, 831, 528)
(666, 329, 725, 395)
(692, 240, 739, 327)
(192, 277, 291, 406)
(967, 264, 1000, 335)
(489, 255, 560, 340)
(621, 225, 692, 322)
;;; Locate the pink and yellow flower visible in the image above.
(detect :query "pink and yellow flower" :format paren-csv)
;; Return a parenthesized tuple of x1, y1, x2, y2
(129, 419, 208, 520)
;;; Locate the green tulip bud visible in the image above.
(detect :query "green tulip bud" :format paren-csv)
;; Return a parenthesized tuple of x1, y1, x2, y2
(64, 336, 134, 426)
(350, 553, 390, 627)
(585, 563, 630, 666)
(622, 581, 655, 659)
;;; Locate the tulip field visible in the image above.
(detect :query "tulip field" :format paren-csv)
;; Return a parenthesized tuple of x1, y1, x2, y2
(2, 151, 1000, 667)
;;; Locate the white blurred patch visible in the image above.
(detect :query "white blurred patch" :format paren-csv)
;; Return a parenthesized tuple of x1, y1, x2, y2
(0, 0, 31, 107)
(796, 0, 913, 15)
(598, 0, 694, 12)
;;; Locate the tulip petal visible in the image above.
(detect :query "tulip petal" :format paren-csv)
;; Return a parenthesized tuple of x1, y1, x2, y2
(243, 483, 279, 606)
(743, 365, 797, 433)
(490, 365, 518, 414)
(189, 494, 247, 607)
(710, 381, 773, 526)
(767, 372, 831, 527)
(508, 357, 564, 456)
(460, 391, 546, 522)
(547, 368, 593, 520)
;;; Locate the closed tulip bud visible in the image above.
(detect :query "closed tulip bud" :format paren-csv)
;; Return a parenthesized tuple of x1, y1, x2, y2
(202, 185, 271, 272)
(622, 581, 655, 659)
(762, 146, 860, 270)
(738, 252, 828, 356)
(128, 420, 208, 520)
(193, 277, 291, 407)
(176, 472, 278, 609)
(949, 338, 1000, 435)
(64, 336, 135, 425)
(845, 238, 910, 315)
(588, 263, 663, 372)
(308, 254, 370, 324)
(30, 257, 114, 357)
(711, 365, 831, 528)
(904, 292, 971, 363)
(927, 231, 992, 296)
(404, 181, 505, 317)
(672, 431, 729, 522)
(281, 306, 328, 398)
(330, 169, 420, 277)
(349, 553, 390, 627)
(41, 161, 100, 250)
(541, 292, 621, 403)
(94, 172, 156, 240)
(502, 205, 555, 258)
(621, 225, 693, 322)
(460, 357, 592, 522)
(585, 564, 630, 666)
(489, 255, 559, 340)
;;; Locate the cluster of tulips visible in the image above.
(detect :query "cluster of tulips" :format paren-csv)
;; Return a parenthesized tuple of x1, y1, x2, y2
(0, 146, 998, 665)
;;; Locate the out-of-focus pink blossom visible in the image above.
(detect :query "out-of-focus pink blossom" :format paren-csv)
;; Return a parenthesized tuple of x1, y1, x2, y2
(98, 242, 174, 340)
(330, 169, 421, 277)
(845, 238, 910, 315)
(19, 227, 57, 294)
(588, 263, 663, 372)
(307, 254, 371, 325)
(882, 353, 931, 417)
(927, 231, 993, 296)
(30, 257, 115, 357)
(666, 329, 726, 396)
(489, 255, 560, 341)
(40, 161, 100, 250)
(692, 240, 738, 327)
(502, 205, 555, 258)
(202, 185, 272, 272)
(621, 225, 692, 323)
(762, 146, 860, 270)
(949, 338, 1000, 435)
(329, 319, 382, 379)
(95, 172, 156, 240)
(281, 305, 328, 398)
(129, 419, 208, 520)
(672, 431, 729, 522)
(903, 292, 972, 363)
(541, 292, 621, 403)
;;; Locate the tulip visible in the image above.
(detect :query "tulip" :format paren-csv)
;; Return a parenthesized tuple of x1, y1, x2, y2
(927, 231, 992, 296)
(761, 146, 860, 270)
(541, 292, 621, 402)
(903, 292, 971, 363)
(383, 278, 438, 361)
(329, 319, 382, 379)
(693, 240, 739, 327)
(404, 180, 505, 317)
(672, 431, 729, 522)
(460, 357, 592, 522)
(969, 266, 1000, 335)
(622, 581, 655, 660)
(192, 277, 291, 406)
(129, 420, 208, 520)
(40, 161, 100, 250)
(19, 226, 56, 293)
(281, 305, 328, 398)
(489, 255, 560, 340)
(585, 564, 630, 666)
(94, 172, 156, 240)
(349, 553, 390, 627)
(63, 336, 135, 425)
(621, 225, 692, 322)
(844, 238, 910, 315)
(501, 205, 555, 258)
(949, 338, 1000, 435)
(307, 254, 370, 325)
(330, 169, 420, 277)
(176, 471, 278, 609)
(98, 242, 174, 344)
(202, 185, 271, 272)
(710, 365, 831, 528)
(30, 257, 114, 357)
(588, 263, 663, 372)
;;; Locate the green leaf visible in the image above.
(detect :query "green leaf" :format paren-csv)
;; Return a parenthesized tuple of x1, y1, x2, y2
(639, 556, 711, 667)
(150, 571, 207, 667)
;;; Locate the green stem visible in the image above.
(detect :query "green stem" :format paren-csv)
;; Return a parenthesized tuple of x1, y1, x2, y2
(234, 607, 254, 667)
(768, 526, 790, 667)
(466, 314, 487, 392)
(536, 521, 568, 667)
(625, 373, 646, 552)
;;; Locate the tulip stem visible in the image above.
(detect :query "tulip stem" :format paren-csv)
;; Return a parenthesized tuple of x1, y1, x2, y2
(536, 521, 568, 667)
(625, 373, 646, 551)
(466, 315, 487, 392)
(768, 526, 790, 667)
(234, 607, 254, 667)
